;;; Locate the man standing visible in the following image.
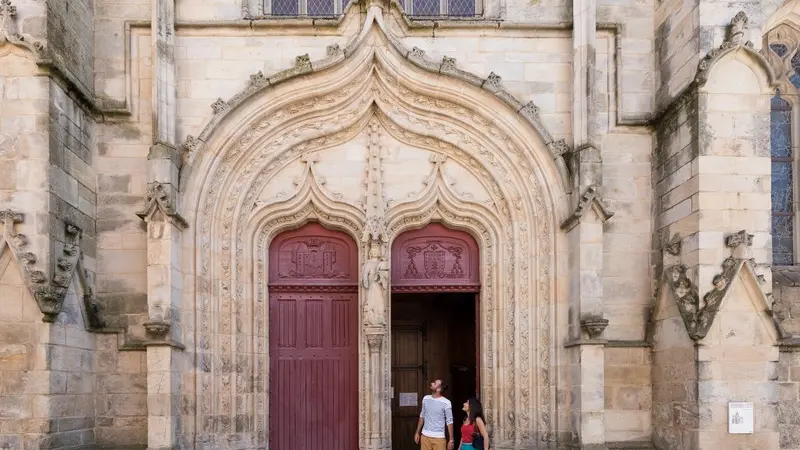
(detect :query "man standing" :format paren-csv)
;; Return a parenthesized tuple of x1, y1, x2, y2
(414, 379, 455, 450)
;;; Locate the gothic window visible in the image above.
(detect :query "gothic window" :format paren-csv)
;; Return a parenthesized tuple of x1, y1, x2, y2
(771, 95, 795, 265)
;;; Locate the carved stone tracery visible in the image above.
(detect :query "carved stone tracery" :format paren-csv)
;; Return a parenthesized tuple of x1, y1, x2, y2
(0, 0, 45, 56)
(183, 13, 562, 447)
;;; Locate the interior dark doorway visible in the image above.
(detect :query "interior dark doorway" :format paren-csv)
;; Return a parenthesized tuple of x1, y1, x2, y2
(390, 292, 478, 450)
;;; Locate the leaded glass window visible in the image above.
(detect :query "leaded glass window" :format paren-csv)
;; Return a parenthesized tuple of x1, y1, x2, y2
(771, 94, 794, 265)
(398, 0, 481, 16)
(265, 0, 350, 16)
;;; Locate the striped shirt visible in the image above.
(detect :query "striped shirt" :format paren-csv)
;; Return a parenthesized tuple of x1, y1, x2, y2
(420, 395, 454, 439)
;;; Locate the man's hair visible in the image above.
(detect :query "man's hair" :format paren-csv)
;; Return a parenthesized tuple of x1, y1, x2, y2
(437, 380, 449, 393)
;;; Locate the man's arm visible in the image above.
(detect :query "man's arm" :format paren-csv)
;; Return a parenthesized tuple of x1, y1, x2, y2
(446, 405, 455, 450)
(414, 401, 426, 444)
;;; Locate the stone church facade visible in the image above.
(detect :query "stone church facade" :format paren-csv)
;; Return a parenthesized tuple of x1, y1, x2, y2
(4, 0, 800, 449)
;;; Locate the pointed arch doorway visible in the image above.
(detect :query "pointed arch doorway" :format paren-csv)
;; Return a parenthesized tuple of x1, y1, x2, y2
(390, 222, 481, 450)
(268, 222, 359, 450)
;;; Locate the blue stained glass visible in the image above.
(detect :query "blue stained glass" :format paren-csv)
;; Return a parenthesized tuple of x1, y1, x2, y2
(772, 43, 789, 58)
(773, 215, 795, 265)
(772, 161, 794, 213)
(772, 97, 792, 158)
(791, 73, 800, 89)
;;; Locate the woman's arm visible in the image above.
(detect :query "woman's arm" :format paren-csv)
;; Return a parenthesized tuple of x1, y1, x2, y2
(476, 418, 488, 449)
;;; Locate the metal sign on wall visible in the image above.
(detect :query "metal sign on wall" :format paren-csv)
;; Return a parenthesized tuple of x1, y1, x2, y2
(728, 402, 754, 434)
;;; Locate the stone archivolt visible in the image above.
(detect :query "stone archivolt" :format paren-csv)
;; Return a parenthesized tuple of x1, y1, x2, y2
(179, 5, 570, 448)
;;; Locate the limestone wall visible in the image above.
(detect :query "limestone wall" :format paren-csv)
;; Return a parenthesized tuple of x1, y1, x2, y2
(779, 350, 800, 450)
(46, 0, 95, 95)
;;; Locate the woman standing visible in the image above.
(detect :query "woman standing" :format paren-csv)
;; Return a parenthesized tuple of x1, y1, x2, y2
(459, 397, 488, 450)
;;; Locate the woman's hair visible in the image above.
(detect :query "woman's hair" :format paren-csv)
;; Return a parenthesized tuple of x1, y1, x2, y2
(467, 397, 484, 424)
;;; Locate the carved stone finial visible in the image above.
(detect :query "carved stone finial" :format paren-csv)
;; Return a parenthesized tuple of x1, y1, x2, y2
(249, 70, 268, 87)
(441, 56, 457, 72)
(483, 72, 503, 91)
(183, 135, 200, 152)
(295, 53, 312, 71)
(729, 11, 748, 46)
(520, 101, 540, 122)
(326, 44, 342, 56)
(546, 139, 569, 158)
(136, 182, 189, 229)
(361, 120, 388, 245)
(665, 232, 682, 256)
(211, 98, 229, 114)
(410, 47, 425, 59)
(0, 0, 45, 56)
(580, 316, 609, 339)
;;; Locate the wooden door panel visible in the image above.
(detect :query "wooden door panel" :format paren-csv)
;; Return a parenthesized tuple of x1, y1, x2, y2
(391, 325, 424, 450)
(269, 292, 358, 450)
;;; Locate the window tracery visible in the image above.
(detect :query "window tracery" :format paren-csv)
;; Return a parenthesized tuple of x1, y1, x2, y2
(763, 23, 800, 265)
(255, 0, 481, 17)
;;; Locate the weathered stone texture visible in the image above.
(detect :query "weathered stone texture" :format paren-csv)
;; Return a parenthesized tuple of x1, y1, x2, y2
(779, 350, 800, 450)
(46, 0, 95, 95)
(605, 347, 653, 443)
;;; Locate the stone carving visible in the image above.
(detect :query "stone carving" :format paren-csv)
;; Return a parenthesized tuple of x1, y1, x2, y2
(441, 56, 457, 72)
(136, 182, 189, 229)
(250, 70, 268, 87)
(366, 332, 384, 350)
(187, 34, 562, 443)
(520, 101, 541, 122)
(546, 139, 569, 158)
(211, 98, 229, 114)
(664, 232, 682, 256)
(560, 185, 614, 231)
(362, 242, 389, 327)
(183, 134, 200, 152)
(696, 11, 773, 85)
(483, 72, 503, 91)
(326, 44, 342, 56)
(664, 264, 705, 340)
(410, 46, 425, 59)
(276, 237, 350, 279)
(296, 53, 312, 71)
(362, 119, 388, 246)
(580, 315, 609, 339)
(0, 212, 98, 323)
(0, 0, 45, 56)
(726, 229, 753, 248)
(760, 22, 800, 94)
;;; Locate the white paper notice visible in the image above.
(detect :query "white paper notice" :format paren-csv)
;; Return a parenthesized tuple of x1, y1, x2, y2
(728, 402, 754, 434)
(399, 392, 418, 407)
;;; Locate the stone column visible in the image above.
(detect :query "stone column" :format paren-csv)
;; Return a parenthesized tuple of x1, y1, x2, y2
(563, 0, 613, 447)
(140, 0, 185, 448)
(366, 330, 385, 450)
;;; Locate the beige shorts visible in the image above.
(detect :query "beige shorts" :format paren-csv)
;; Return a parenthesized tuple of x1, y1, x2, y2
(421, 434, 446, 450)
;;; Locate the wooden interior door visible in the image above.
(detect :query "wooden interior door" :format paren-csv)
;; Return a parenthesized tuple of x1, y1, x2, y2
(391, 322, 425, 450)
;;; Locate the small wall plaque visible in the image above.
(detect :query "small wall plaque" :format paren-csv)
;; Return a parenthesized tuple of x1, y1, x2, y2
(399, 392, 418, 407)
(728, 402, 754, 434)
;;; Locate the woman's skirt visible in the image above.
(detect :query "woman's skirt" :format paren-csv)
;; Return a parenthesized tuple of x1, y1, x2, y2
(461, 444, 476, 450)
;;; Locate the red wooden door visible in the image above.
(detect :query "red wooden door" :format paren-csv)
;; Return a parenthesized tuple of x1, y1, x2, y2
(269, 223, 358, 450)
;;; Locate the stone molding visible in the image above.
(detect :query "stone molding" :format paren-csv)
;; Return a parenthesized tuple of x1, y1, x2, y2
(761, 20, 800, 95)
(696, 11, 777, 87)
(136, 182, 189, 229)
(560, 185, 614, 232)
(0, 211, 101, 324)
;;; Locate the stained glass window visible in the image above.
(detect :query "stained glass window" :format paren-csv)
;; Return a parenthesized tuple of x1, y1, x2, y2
(771, 95, 794, 265)
(265, 0, 348, 16)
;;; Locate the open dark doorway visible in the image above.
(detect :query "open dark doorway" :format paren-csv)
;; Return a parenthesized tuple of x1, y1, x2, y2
(390, 292, 478, 450)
